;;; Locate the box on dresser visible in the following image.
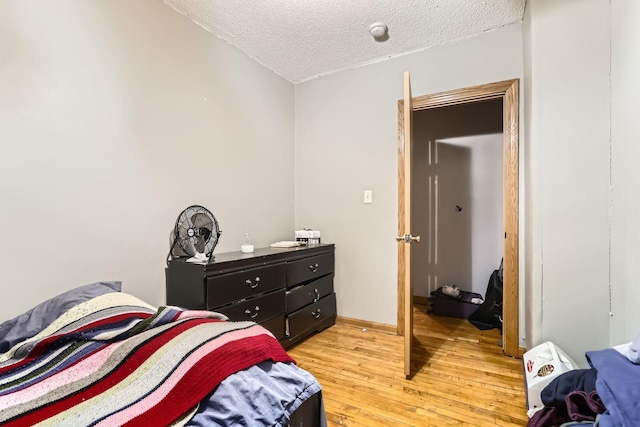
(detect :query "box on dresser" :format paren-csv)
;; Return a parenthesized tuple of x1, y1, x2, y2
(165, 244, 336, 348)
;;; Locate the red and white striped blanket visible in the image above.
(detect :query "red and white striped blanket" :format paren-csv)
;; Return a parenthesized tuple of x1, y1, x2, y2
(0, 293, 294, 426)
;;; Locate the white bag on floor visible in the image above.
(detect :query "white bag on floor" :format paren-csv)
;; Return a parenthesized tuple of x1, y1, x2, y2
(523, 341, 579, 417)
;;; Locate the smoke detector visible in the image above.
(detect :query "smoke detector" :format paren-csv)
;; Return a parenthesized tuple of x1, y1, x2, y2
(369, 22, 388, 39)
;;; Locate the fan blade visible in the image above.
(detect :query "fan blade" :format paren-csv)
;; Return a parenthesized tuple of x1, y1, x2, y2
(194, 236, 206, 253)
(200, 226, 212, 241)
(191, 212, 213, 241)
(191, 212, 213, 228)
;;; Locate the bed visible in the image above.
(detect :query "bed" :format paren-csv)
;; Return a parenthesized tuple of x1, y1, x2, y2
(0, 281, 326, 426)
(527, 337, 640, 427)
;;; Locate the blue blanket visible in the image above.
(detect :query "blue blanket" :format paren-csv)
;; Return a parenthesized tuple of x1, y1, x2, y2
(586, 348, 640, 427)
(187, 361, 323, 427)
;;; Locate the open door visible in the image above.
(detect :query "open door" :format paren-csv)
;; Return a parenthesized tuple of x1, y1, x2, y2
(397, 71, 420, 379)
(396, 79, 519, 358)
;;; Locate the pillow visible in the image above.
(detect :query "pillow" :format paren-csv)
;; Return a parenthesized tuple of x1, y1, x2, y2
(0, 281, 122, 353)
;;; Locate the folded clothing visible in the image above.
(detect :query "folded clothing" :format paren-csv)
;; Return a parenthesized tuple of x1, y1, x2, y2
(541, 369, 598, 408)
(528, 390, 604, 427)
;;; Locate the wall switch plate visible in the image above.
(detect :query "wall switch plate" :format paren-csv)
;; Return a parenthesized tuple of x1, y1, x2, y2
(364, 190, 373, 204)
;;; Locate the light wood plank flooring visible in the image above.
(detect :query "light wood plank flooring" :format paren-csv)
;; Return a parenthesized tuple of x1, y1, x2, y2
(288, 303, 528, 426)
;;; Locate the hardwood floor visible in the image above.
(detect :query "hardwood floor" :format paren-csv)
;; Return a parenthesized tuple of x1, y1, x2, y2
(288, 303, 528, 426)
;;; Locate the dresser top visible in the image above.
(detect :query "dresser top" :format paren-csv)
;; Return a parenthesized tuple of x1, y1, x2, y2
(170, 243, 334, 276)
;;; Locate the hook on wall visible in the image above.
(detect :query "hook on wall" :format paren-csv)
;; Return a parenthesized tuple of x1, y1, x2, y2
(455, 205, 463, 212)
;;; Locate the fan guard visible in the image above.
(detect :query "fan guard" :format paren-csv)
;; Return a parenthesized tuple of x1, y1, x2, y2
(167, 205, 221, 263)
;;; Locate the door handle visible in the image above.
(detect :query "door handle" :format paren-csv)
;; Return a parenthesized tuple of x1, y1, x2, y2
(396, 234, 421, 243)
(246, 277, 260, 289)
(245, 306, 260, 318)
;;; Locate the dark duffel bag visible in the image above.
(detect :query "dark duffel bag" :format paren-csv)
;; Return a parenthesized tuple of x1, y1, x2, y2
(468, 269, 503, 331)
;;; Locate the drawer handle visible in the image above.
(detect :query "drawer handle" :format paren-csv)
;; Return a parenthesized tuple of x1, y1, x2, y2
(311, 309, 322, 319)
(245, 306, 260, 318)
(246, 277, 260, 289)
(309, 263, 319, 273)
(314, 288, 320, 302)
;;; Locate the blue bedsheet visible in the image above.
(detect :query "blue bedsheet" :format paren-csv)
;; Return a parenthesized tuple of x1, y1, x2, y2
(187, 360, 324, 427)
(586, 348, 640, 427)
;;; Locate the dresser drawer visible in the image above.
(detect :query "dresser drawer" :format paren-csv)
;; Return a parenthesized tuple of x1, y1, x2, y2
(260, 314, 285, 341)
(287, 293, 336, 338)
(286, 274, 334, 313)
(207, 264, 286, 309)
(215, 290, 285, 324)
(286, 253, 334, 287)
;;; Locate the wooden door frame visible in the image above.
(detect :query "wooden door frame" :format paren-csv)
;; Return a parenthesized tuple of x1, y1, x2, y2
(397, 79, 520, 357)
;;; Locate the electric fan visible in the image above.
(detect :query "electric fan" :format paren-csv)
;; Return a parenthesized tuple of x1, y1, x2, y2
(167, 205, 221, 264)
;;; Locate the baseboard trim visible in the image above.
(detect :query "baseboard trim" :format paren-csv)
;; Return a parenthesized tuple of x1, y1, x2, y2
(518, 346, 526, 359)
(414, 295, 429, 305)
(336, 316, 397, 335)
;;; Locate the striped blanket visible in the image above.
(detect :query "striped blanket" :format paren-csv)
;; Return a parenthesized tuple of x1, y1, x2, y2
(0, 293, 294, 426)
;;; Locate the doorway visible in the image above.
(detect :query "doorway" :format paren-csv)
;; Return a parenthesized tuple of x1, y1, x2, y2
(397, 79, 519, 358)
(413, 100, 503, 300)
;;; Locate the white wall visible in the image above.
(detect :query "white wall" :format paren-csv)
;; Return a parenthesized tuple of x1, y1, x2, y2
(469, 136, 503, 295)
(525, 0, 611, 365)
(423, 141, 473, 296)
(610, 0, 640, 345)
(0, 0, 294, 318)
(412, 133, 503, 298)
(439, 135, 503, 296)
(295, 25, 523, 325)
(522, 0, 541, 360)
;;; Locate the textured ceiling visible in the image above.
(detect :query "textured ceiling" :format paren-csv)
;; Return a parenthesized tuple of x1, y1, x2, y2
(162, 0, 525, 83)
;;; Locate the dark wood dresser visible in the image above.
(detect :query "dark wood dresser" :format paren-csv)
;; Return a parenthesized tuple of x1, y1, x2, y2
(165, 244, 336, 348)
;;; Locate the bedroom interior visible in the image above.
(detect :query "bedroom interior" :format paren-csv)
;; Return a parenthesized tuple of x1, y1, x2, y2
(1, 0, 639, 426)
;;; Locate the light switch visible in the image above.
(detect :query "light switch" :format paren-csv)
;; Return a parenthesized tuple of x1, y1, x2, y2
(364, 190, 373, 204)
